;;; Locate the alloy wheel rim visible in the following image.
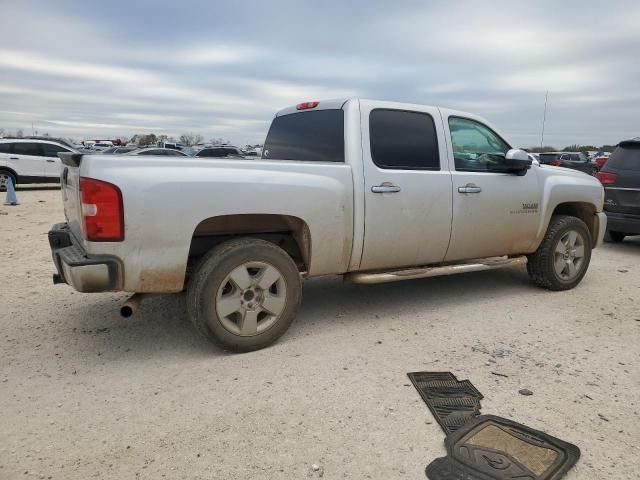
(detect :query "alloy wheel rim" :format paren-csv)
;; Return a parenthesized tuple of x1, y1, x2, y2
(215, 261, 286, 336)
(553, 230, 586, 281)
(0, 173, 9, 188)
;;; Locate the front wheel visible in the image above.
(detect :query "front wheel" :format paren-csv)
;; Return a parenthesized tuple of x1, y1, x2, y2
(187, 238, 302, 352)
(527, 215, 592, 291)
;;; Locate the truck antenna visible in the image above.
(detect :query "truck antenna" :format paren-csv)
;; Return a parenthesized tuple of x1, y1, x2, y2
(540, 90, 548, 149)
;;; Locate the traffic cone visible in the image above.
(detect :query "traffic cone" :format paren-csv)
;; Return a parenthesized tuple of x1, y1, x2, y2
(4, 176, 18, 205)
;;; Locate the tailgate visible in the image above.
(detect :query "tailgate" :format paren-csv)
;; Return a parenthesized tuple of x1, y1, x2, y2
(605, 183, 640, 214)
(58, 153, 84, 241)
(603, 168, 640, 215)
(603, 143, 640, 215)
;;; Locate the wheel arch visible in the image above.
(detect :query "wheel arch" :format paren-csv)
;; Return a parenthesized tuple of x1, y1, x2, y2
(188, 214, 312, 273)
(0, 167, 19, 184)
(534, 200, 599, 251)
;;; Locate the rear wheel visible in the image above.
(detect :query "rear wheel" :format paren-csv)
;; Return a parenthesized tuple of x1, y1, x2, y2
(527, 215, 592, 291)
(187, 238, 302, 352)
(607, 231, 626, 243)
(0, 170, 16, 192)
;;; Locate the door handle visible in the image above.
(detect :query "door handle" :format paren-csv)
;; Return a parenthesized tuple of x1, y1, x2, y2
(46, 159, 56, 162)
(371, 183, 401, 193)
(458, 184, 482, 194)
(9, 157, 19, 160)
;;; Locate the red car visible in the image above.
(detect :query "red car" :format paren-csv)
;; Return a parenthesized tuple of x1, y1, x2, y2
(594, 156, 608, 169)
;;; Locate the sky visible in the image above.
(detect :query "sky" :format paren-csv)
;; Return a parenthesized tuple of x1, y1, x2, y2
(0, 0, 638, 147)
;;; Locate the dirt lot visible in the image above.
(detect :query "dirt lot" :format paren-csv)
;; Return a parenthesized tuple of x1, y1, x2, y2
(1, 187, 639, 480)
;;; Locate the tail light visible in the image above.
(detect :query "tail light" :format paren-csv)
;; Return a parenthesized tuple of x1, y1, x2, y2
(80, 177, 124, 241)
(596, 171, 617, 185)
(296, 101, 319, 110)
(550, 161, 561, 166)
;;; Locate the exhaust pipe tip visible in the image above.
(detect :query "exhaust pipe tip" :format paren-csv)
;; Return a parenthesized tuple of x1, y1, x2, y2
(120, 293, 145, 318)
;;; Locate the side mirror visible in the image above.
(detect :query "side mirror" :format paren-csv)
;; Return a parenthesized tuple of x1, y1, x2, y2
(505, 149, 532, 175)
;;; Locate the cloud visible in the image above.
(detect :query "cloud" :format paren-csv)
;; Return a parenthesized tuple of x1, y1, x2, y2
(0, 0, 638, 147)
(497, 65, 603, 93)
(176, 45, 260, 65)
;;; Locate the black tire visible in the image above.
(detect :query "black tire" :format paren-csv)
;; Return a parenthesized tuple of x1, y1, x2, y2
(607, 231, 626, 243)
(187, 238, 302, 352)
(0, 170, 17, 192)
(527, 215, 592, 291)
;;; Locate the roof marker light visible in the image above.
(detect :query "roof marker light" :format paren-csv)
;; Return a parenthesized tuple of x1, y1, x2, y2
(296, 101, 319, 110)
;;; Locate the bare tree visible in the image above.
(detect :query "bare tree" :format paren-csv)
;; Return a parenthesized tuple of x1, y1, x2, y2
(179, 133, 194, 146)
(16, 129, 24, 138)
(179, 133, 204, 146)
(139, 134, 157, 146)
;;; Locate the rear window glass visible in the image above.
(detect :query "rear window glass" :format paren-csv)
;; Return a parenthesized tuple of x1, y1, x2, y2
(370, 109, 439, 170)
(197, 149, 226, 157)
(263, 109, 344, 162)
(0, 143, 11, 154)
(606, 145, 640, 171)
(42, 143, 69, 157)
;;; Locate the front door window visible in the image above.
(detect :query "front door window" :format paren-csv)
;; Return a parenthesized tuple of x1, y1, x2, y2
(449, 117, 511, 172)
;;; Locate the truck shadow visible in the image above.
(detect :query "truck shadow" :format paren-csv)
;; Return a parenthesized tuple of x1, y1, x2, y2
(66, 266, 537, 362)
(295, 266, 534, 332)
(66, 293, 222, 363)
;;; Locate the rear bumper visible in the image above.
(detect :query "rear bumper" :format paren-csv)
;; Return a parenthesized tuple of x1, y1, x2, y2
(605, 211, 640, 235)
(48, 223, 121, 292)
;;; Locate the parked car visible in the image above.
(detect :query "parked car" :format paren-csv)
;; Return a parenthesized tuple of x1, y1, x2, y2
(538, 152, 560, 164)
(49, 98, 606, 352)
(596, 138, 640, 242)
(90, 143, 114, 152)
(193, 146, 244, 158)
(538, 152, 597, 175)
(127, 148, 188, 156)
(594, 155, 609, 170)
(102, 146, 138, 155)
(0, 138, 77, 190)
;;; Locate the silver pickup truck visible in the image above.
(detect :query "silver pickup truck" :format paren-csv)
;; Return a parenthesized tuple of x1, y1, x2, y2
(49, 98, 606, 351)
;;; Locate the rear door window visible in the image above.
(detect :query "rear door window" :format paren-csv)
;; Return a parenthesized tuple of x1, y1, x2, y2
(0, 143, 12, 154)
(13, 142, 42, 156)
(263, 109, 344, 162)
(369, 109, 440, 170)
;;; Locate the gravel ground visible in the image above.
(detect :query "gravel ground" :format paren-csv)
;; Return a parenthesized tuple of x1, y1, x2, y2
(1, 188, 639, 480)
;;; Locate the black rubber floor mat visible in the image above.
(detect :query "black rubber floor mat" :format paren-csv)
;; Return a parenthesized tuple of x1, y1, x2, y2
(407, 372, 483, 434)
(425, 415, 581, 480)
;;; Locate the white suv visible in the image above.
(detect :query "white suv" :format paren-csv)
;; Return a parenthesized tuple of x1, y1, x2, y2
(0, 138, 76, 190)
